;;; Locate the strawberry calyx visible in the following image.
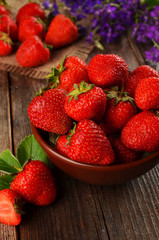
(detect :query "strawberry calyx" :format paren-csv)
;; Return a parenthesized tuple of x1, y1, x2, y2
(105, 85, 135, 106)
(0, 31, 12, 44)
(13, 197, 25, 215)
(65, 122, 77, 145)
(44, 56, 67, 89)
(67, 81, 94, 103)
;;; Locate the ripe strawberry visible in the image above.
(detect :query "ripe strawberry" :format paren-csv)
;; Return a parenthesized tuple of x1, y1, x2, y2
(0, 3, 10, 15)
(59, 67, 89, 92)
(108, 135, 143, 164)
(10, 160, 56, 206)
(125, 65, 159, 97)
(0, 189, 23, 226)
(16, 35, 50, 67)
(16, 2, 45, 25)
(121, 111, 159, 152)
(64, 81, 106, 122)
(67, 119, 115, 165)
(28, 88, 72, 134)
(45, 14, 78, 48)
(102, 86, 137, 135)
(56, 135, 70, 157)
(0, 15, 18, 40)
(0, 32, 12, 56)
(18, 16, 46, 42)
(60, 56, 88, 71)
(135, 77, 159, 111)
(87, 54, 128, 88)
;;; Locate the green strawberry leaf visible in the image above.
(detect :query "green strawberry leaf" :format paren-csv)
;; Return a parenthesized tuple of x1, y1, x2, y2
(0, 149, 22, 169)
(0, 174, 14, 190)
(0, 158, 20, 174)
(17, 135, 48, 166)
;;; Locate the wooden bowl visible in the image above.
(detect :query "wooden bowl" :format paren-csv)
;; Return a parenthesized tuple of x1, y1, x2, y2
(31, 124, 159, 185)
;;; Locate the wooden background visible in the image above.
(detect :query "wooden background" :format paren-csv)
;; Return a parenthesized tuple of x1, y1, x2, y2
(0, 1, 159, 240)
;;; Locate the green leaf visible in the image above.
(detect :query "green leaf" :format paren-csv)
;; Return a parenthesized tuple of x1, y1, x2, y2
(0, 174, 14, 190)
(0, 159, 20, 174)
(143, 0, 159, 7)
(17, 135, 48, 166)
(0, 149, 22, 169)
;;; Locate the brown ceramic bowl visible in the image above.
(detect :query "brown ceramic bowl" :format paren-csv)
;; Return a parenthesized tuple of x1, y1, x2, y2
(31, 123, 159, 185)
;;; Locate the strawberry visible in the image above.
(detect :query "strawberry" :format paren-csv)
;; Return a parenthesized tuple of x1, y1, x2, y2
(16, 2, 45, 25)
(45, 14, 78, 48)
(16, 35, 50, 67)
(56, 135, 70, 157)
(0, 32, 12, 56)
(108, 135, 143, 164)
(67, 119, 115, 165)
(121, 111, 159, 152)
(135, 77, 159, 110)
(10, 160, 56, 206)
(18, 16, 46, 42)
(59, 67, 89, 92)
(87, 54, 128, 88)
(0, 15, 18, 40)
(58, 56, 88, 71)
(0, 189, 23, 226)
(102, 86, 137, 135)
(64, 81, 106, 122)
(125, 65, 159, 97)
(0, 3, 10, 15)
(28, 88, 72, 134)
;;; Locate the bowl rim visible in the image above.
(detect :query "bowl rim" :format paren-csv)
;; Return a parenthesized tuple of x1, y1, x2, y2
(31, 123, 159, 171)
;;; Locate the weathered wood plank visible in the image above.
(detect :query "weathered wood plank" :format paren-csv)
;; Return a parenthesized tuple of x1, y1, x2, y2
(0, 70, 17, 240)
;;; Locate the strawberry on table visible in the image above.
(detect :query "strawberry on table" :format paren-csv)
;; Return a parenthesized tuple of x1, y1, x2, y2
(28, 88, 72, 134)
(16, 2, 45, 25)
(16, 35, 50, 67)
(0, 135, 57, 206)
(102, 86, 137, 135)
(63, 56, 88, 71)
(64, 81, 106, 122)
(0, 3, 10, 15)
(134, 77, 159, 110)
(87, 54, 129, 88)
(121, 111, 159, 152)
(125, 65, 159, 97)
(0, 32, 12, 56)
(45, 14, 78, 48)
(0, 189, 23, 226)
(108, 135, 143, 164)
(0, 15, 18, 40)
(66, 119, 115, 165)
(18, 16, 46, 42)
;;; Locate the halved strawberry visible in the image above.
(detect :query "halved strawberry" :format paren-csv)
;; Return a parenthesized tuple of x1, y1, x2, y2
(0, 189, 23, 226)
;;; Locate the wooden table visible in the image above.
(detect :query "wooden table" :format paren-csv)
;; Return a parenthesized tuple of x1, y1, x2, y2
(0, 27, 159, 240)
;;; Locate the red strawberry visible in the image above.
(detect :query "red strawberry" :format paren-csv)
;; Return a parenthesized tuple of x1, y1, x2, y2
(109, 135, 143, 164)
(61, 56, 88, 71)
(64, 81, 106, 122)
(0, 32, 12, 56)
(121, 111, 159, 152)
(135, 77, 159, 110)
(18, 16, 45, 42)
(102, 86, 137, 135)
(28, 88, 72, 134)
(10, 160, 56, 206)
(87, 54, 128, 88)
(16, 2, 45, 25)
(59, 67, 89, 92)
(0, 189, 23, 226)
(67, 119, 115, 165)
(56, 135, 70, 157)
(0, 15, 18, 40)
(0, 3, 10, 15)
(16, 35, 50, 67)
(125, 65, 159, 97)
(45, 14, 78, 48)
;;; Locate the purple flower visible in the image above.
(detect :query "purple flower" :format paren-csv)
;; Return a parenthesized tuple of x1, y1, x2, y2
(145, 46, 159, 62)
(42, 0, 50, 9)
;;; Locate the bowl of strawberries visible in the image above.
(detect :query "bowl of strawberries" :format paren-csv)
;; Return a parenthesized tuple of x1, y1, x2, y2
(29, 54, 159, 185)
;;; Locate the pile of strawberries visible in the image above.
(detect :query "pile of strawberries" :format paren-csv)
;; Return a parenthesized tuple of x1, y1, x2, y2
(28, 54, 159, 165)
(0, 2, 78, 67)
